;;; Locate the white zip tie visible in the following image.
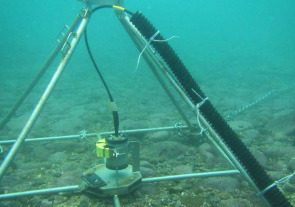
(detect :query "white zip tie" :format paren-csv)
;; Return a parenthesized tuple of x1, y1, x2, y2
(152, 35, 180, 42)
(134, 31, 179, 73)
(257, 170, 295, 196)
(191, 89, 208, 135)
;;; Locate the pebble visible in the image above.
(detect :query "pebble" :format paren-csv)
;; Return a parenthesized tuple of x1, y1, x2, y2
(146, 131, 169, 142)
(40, 199, 53, 207)
(283, 183, 295, 193)
(251, 149, 268, 167)
(79, 195, 90, 207)
(287, 158, 295, 172)
(199, 177, 241, 192)
(228, 120, 253, 132)
(174, 165, 193, 174)
(220, 198, 253, 207)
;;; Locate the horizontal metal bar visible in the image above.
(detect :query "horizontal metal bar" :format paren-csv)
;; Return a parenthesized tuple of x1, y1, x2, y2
(114, 194, 121, 207)
(0, 126, 187, 145)
(0, 185, 80, 200)
(101, 126, 187, 136)
(0, 134, 98, 145)
(142, 170, 240, 183)
(0, 170, 238, 200)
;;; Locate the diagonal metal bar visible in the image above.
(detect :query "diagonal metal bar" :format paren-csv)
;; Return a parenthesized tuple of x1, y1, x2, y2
(0, 8, 91, 182)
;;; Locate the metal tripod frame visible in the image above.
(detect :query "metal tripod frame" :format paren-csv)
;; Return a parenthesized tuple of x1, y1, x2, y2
(0, 2, 271, 207)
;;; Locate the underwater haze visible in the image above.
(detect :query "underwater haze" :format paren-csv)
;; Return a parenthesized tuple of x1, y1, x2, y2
(0, 0, 295, 206)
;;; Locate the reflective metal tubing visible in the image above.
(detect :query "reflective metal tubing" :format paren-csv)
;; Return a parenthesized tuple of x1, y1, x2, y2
(114, 195, 121, 207)
(0, 133, 97, 145)
(0, 126, 187, 145)
(0, 12, 89, 182)
(0, 186, 80, 200)
(142, 170, 240, 183)
(0, 171, 238, 200)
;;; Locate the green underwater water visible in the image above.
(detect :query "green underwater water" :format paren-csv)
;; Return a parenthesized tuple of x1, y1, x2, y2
(0, 0, 295, 206)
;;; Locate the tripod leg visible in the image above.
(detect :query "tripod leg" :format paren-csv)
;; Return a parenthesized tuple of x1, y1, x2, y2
(0, 8, 91, 182)
(0, 11, 84, 131)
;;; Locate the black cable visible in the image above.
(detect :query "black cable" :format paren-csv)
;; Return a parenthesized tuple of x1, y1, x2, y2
(84, 28, 113, 101)
(84, 5, 133, 136)
(85, 28, 120, 136)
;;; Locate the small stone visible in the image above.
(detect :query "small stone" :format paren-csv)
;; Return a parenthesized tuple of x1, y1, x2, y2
(79, 195, 89, 207)
(54, 196, 68, 205)
(168, 185, 183, 194)
(251, 149, 268, 167)
(283, 183, 295, 193)
(40, 199, 53, 207)
(146, 131, 169, 142)
(228, 120, 253, 132)
(174, 200, 182, 207)
(287, 159, 295, 172)
(140, 166, 155, 177)
(220, 198, 253, 207)
(174, 165, 193, 174)
(199, 177, 241, 192)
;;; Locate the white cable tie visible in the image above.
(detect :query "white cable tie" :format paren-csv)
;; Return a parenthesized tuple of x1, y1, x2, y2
(134, 31, 179, 73)
(134, 30, 160, 73)
(192, 97, 209, 135)
(257, 170, 295, 196)
(152, 35, 180, 42)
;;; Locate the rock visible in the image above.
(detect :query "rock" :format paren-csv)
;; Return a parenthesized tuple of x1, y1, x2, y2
(283, 183, 295, 193)
(220, 198, 253, 207)
(174, 200, 183, 207)
(31, 178, 46, 187)
(0, 201, 22, 207)
(140, 160, 155, 170)
(54, 196, 67, 205)
(242, 129, 260, 145)
(268, 171, 287, 181)
(51, 117, 84, 135)
(40, 199, 53, 207)
(199, 177, 241, 192)
(228, 120, 253, 132)
(251, 149, 268, 167)
(146, 141, 187, 160)
(146, 131, 170, 142)
(287, 158, 295, 172)
(48, 152, 67, 163)
(79, 195, 89, 207)
(138, 183, 156, 195)
(264, 143, 286, 159)
(199, 143, 219, 167)
(266, 109, 295, 135)
(120, 119, 147, 130)
(140, 166, 155, 178)
(56, 171, 81, 187)
(174, 165, 193, 174)
(168, 185, 183, 194)
(181, 195, 204, 206)
(268, 160, 287, 171)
